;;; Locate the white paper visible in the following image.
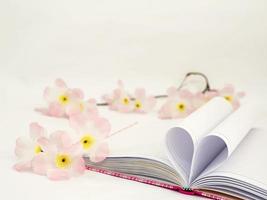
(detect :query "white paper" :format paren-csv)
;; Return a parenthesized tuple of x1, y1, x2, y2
(193, 126, 267, 199)
(107, 113, 179, 165)
(165, 97, 233, 184)
(189, 101, 262, 182)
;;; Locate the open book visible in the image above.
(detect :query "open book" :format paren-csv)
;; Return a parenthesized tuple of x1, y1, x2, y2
(85, 97, 267, 200)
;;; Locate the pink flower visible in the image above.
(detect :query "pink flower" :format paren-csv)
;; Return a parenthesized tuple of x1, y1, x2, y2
(36, 78, 86, 118)
(158, 87, 194, 119)
(14, 123, 46, 172)
(32, 131, 85, 181)
(65, 98, 98, 117)
(132, 88, 156, 113)
(14, 123, 86, 180)
(217, 84, 245, 109)
(192, 90, 218, 108)
(102, 80, 133, 113)
(69, 113, 111, 162)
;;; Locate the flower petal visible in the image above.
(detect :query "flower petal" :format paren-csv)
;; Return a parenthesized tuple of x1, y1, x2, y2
(179, 90, 194, 99)
(231, 100, 240, 110)
(89, 142, 109, 162)
(71, 88, 84, 99)
(158, 101, 173, 119)
(29, 123, 45, 141)
(55, 78, 67, 89)
(32, 154, 51, 175)
(37, 137, 54, 152)
(69, 114, 88, 132)
(134, 88, 146, 99)
(220, 84, 235, 94)
(50, 131, 73, 150)
(94, 117, 110, 139)
(204, 90, 219, 100)
(167, 87, 178, 96)
(84, 99, 98, 115)
(65, 102, 81, 116)
(47, 102, 65, 117)
(71, 157, 85, 176)
(13, 161, 32, 172)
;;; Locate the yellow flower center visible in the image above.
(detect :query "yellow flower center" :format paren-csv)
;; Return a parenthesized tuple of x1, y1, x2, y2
(176, 102, 186, 112)
(58, 95, 69, 105)
(224, 95, 233, 102)
(55, 154, 72, 169)
(80, 134, 95, 150)
(34, 145, 43, 154)
(122, 97, 130, 105)
(135, 100, 142, 109)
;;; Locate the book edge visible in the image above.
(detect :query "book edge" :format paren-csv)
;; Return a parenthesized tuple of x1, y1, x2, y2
(86, 165, 234, 200)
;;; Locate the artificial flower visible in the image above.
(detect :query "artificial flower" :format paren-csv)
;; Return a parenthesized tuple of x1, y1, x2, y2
(36, 78, 98, 118)
(217, 84, 245, 109)
(65, 98, 98, 117)
(158, 87, 194, 119)
(132, 88, 156, 113)
(69, 113, 111, 162)
(192, 90, 218, 108)
(102, 80, 133, 113)
(14, 123, 46, 172)
(32, 131, 85, 180)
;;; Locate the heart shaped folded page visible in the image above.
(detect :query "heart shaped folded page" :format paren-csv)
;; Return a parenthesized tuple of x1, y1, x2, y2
(165, 97, 259, 186)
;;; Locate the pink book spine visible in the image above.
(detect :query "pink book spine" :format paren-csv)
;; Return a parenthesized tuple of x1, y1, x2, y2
(86, 166, 228, 200)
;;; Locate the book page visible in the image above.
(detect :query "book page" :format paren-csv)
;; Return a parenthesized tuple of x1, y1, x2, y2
(165, 97, 233, 184)
(194, 125, 267, 199)
(88, 111, 187, 186)
(189, 101, 262, 182)
(106, 111, 179, 166)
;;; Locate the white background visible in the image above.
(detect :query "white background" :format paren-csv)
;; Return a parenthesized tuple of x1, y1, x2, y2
(1, 0, 267, 199)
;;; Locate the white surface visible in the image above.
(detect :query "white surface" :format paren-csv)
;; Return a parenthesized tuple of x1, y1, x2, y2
(1, 0, 267, 199)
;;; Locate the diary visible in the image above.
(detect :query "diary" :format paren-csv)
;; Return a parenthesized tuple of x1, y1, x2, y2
(85, 97, 267, 200)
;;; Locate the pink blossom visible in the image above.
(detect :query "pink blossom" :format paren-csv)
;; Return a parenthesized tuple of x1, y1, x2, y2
(102, 80, 134, 113)
(217, 84, 245, 109)
(32, 131, 85, 180)
(132, 88, 156, 113)
(14, 123, 46, 172)
(36, 78, 89, 118)
(69, 113, 111, 162)
(158, 87, 195, 119)
(65, 98, 98, 117)
(192, 90, 218, 108)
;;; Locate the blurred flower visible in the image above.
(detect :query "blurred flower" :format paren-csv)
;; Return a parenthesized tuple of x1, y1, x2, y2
(132, 88, 156, 113)
(14, 123, 46, 172)
(158, 87, 194, 119)
(218, 84, 245, 109)
(66, 98, 98, 117)
(192, 90, 218, 108)
(102, 80, 133, 113)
